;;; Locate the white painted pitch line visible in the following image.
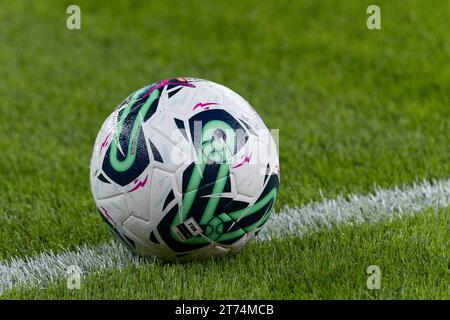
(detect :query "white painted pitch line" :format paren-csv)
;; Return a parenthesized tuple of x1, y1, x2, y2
(257, 178, 450, 241)
(0, 178, 449, 294)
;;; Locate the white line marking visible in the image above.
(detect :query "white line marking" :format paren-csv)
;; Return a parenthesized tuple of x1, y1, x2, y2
(0, 178, 449, 293)
(0, 242, 139, 294)
(257, 178, 450, 241)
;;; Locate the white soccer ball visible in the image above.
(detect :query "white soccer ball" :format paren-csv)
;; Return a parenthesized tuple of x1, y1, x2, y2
(90, 78, 280, 261)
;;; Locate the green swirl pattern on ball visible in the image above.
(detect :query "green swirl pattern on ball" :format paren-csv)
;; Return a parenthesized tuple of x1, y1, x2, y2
(170, 118, 278, 246)
(109, 89, 160, 173)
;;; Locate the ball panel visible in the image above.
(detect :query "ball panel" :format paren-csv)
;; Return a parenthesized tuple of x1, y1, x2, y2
(124, 169, 152, 222)
(122, 215, 153, 246)
(148, 168, 177, 225)
(95, 194, 130, 227)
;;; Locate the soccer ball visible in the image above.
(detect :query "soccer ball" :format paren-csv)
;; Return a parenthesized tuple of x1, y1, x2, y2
(90, 78, 280, 261)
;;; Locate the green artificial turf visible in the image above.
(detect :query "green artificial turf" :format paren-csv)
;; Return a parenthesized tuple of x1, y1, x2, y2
(0, 0, 448, 299)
